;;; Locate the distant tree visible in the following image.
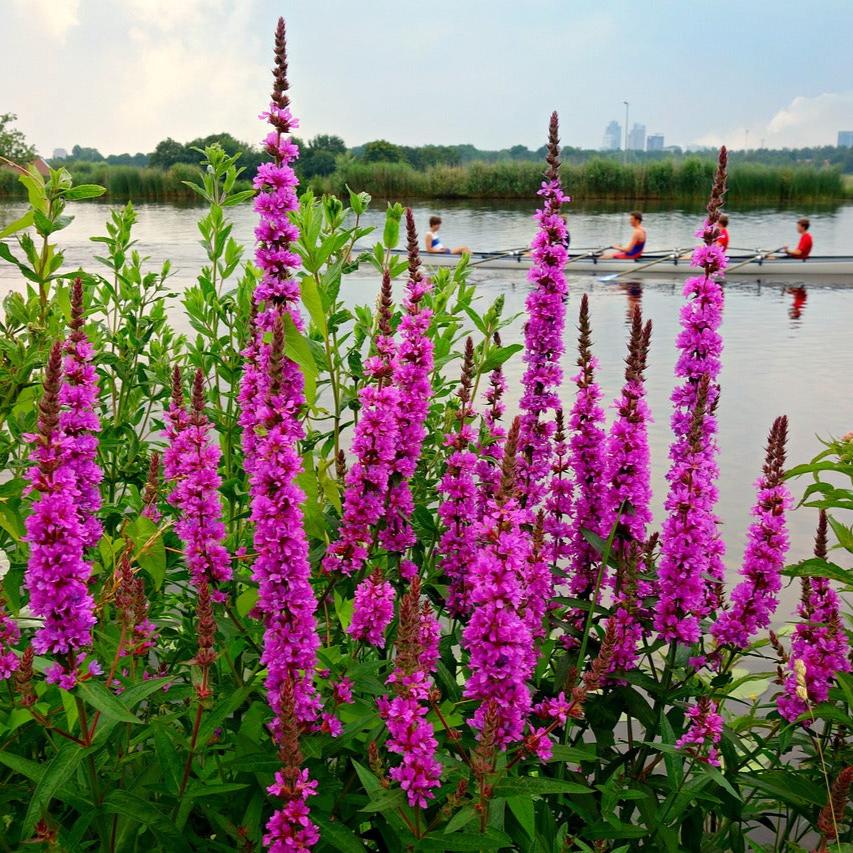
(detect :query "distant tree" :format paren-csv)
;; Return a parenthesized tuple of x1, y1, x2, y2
(361, 139, 404, 163)
(106, 152, 149, 167)
(149, 137, 190, 168)
(70, 144, 105, 162)
(309, 134, 346, 156)
(0, 113, 37, 163)
(300, 149, 338, 179)
(508, 144, 531, 160)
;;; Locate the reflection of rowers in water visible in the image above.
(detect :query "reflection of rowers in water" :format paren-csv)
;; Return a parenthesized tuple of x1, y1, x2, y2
(787, 285, 807, 320)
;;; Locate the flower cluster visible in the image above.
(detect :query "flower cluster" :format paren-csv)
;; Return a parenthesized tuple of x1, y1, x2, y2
(712, 416, 791, 648)
(655, 377, 716, 643)
(462, 420, 536, 747)
(238, 15, 304, 477)
(163, 368, 231, 593)
(604, 310, 653, 673)
(348, 569, 395, 648)
(378, 577, 442, 808)
(24, 342, 96, 682)
(675, 697, 724, 766)
(245, 28, 321, 850)
(517, 111, 569, 509)
(114, 549, 156, 658)
(778, 511, 851, 722)
(544, 409, 572, 564)
(380, 208, 434, 553)
(475, 333, 507, 516)
(438, 339, 479, 616)
(657, 149, 729, 640)
(0, 594, 20, 680)
(60, 278, 103, 549)
(323, 273, 400, 576)
(567, 295, 608, 606)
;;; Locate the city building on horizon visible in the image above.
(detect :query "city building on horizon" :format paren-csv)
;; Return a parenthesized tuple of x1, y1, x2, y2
(602, 120, 621, 151)
(52, 147, 68, 160)
(646, 133, 664, 151)
(838, 131, 853, 147)
(629, 123, 646, 151)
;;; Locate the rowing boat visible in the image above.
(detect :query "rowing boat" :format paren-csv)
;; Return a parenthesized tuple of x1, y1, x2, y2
(401, 249, 853, 278)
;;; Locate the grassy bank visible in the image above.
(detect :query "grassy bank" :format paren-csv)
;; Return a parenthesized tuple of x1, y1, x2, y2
(312, 158, 846, 204)
(0, 161, 252, 201)
(0, 157, 845, 205)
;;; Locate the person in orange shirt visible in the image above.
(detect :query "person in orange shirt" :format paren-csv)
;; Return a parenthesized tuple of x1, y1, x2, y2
(716, 214, 730, 252)
(784, 218, 813, 259)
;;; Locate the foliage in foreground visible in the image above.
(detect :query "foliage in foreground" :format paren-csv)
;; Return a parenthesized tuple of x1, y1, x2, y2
(1, 19, 853, 853)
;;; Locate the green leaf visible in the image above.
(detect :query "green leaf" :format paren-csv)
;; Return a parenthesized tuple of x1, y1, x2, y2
(300, 273, 327, 335)
(0, 210, 34, 239)
(782, 557, 851, 586)
(481, 344, 523, 373)
(421, 828, 514, 850)
(506, 795, 535, 837)
(314, 814, 367, 853)
(63, 184, 106, 201)
(237, 586, 259, 618)
(493, 776, 592, 797)
(282, 312, 317, 406)
(152, 721, 184, 794)
(126, 515, 166, 589)
(359, 786, 404, 813)
(444, 805, 478, 834)
(22, 742, 85, 836)
(119, 676, 171, 710)
(77, 681, 141, 724)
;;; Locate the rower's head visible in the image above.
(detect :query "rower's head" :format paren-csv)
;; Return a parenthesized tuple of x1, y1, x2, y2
(718, 214, 729, 228)
(797, 217, 810, 234)
(630, 211, 643, 227)
(429, 215, 442, 232)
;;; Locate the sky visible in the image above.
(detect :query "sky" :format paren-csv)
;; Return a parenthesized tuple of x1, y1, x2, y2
(4, 0, 853, 157)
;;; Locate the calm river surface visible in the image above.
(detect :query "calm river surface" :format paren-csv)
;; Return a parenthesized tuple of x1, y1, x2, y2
(1, 199, 852, 620)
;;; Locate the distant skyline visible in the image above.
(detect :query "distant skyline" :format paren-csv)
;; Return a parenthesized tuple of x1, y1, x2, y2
(4, 0, 853, 157)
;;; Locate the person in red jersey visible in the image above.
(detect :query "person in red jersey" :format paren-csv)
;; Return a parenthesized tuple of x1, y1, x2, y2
(784, 218, 813, 259)
(716, 214, 730, 251)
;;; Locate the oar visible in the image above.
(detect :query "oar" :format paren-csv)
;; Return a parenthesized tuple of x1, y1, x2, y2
(565, 248, 604, 266)
(467, 247, 529, 268)
(597, 248, 689, 282)
(723, 247, 784, 276)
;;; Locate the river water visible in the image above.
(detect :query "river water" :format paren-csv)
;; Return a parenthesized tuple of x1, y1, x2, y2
(1, 199, 852, 621)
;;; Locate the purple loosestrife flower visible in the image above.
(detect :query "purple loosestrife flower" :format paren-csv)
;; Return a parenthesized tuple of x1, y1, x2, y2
(567, 295, 608, 603)
(163, 368, 231, 592)
(437, 339, 480, 616)
(544, 409, 572, 564)
(323, 273, 400, 576)
(475, 333, 508, 518)
(380, 209, 434, 553)
(779, 511, 851, 722)
(264, 674, 320, 852)
(141, 452, 161, 523)
(238, 18, 304, 477)
(518, 112, 570, 509)
(0, 593, 20, 680)
(712, 417, 792, 648)
(251, 319, 321, 732)
(675, 697, 723, 767)
(348, 569, 395, 648)
(655, 376, 716, 644)
(24, 343, 96, 680)
(666, 148, 729, 613)
(462, 419, 536, 748)
(378, 577, 443, 808)
(60, 278, 103, 549)
(523, 513, 553, 638)
(604, 310, 653, 674)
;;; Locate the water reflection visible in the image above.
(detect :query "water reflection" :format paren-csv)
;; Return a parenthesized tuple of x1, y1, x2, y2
(787, 286, 808, 322)
(618, 281, 643, 323)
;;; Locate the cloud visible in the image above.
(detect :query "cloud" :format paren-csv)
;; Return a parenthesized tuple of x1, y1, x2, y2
(12, 0, 80, 42)
(696, 92, 853, 150)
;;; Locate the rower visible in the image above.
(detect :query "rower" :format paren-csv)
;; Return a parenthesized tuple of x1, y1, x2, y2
(716, 214, 730, 252)
(783, 218, 813, 260)
(601, 211, 646, 260)
(424, 216, 470, 255)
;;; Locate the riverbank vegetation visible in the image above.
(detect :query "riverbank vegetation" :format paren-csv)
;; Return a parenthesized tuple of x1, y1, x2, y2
(1, 19, 853, 852)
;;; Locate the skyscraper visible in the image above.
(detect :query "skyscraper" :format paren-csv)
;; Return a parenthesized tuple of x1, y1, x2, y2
(629, 123, 646, 151)
(646, 134, 664, 151)
(602, 121, 622, 151)
(838, 131, 853, 147)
